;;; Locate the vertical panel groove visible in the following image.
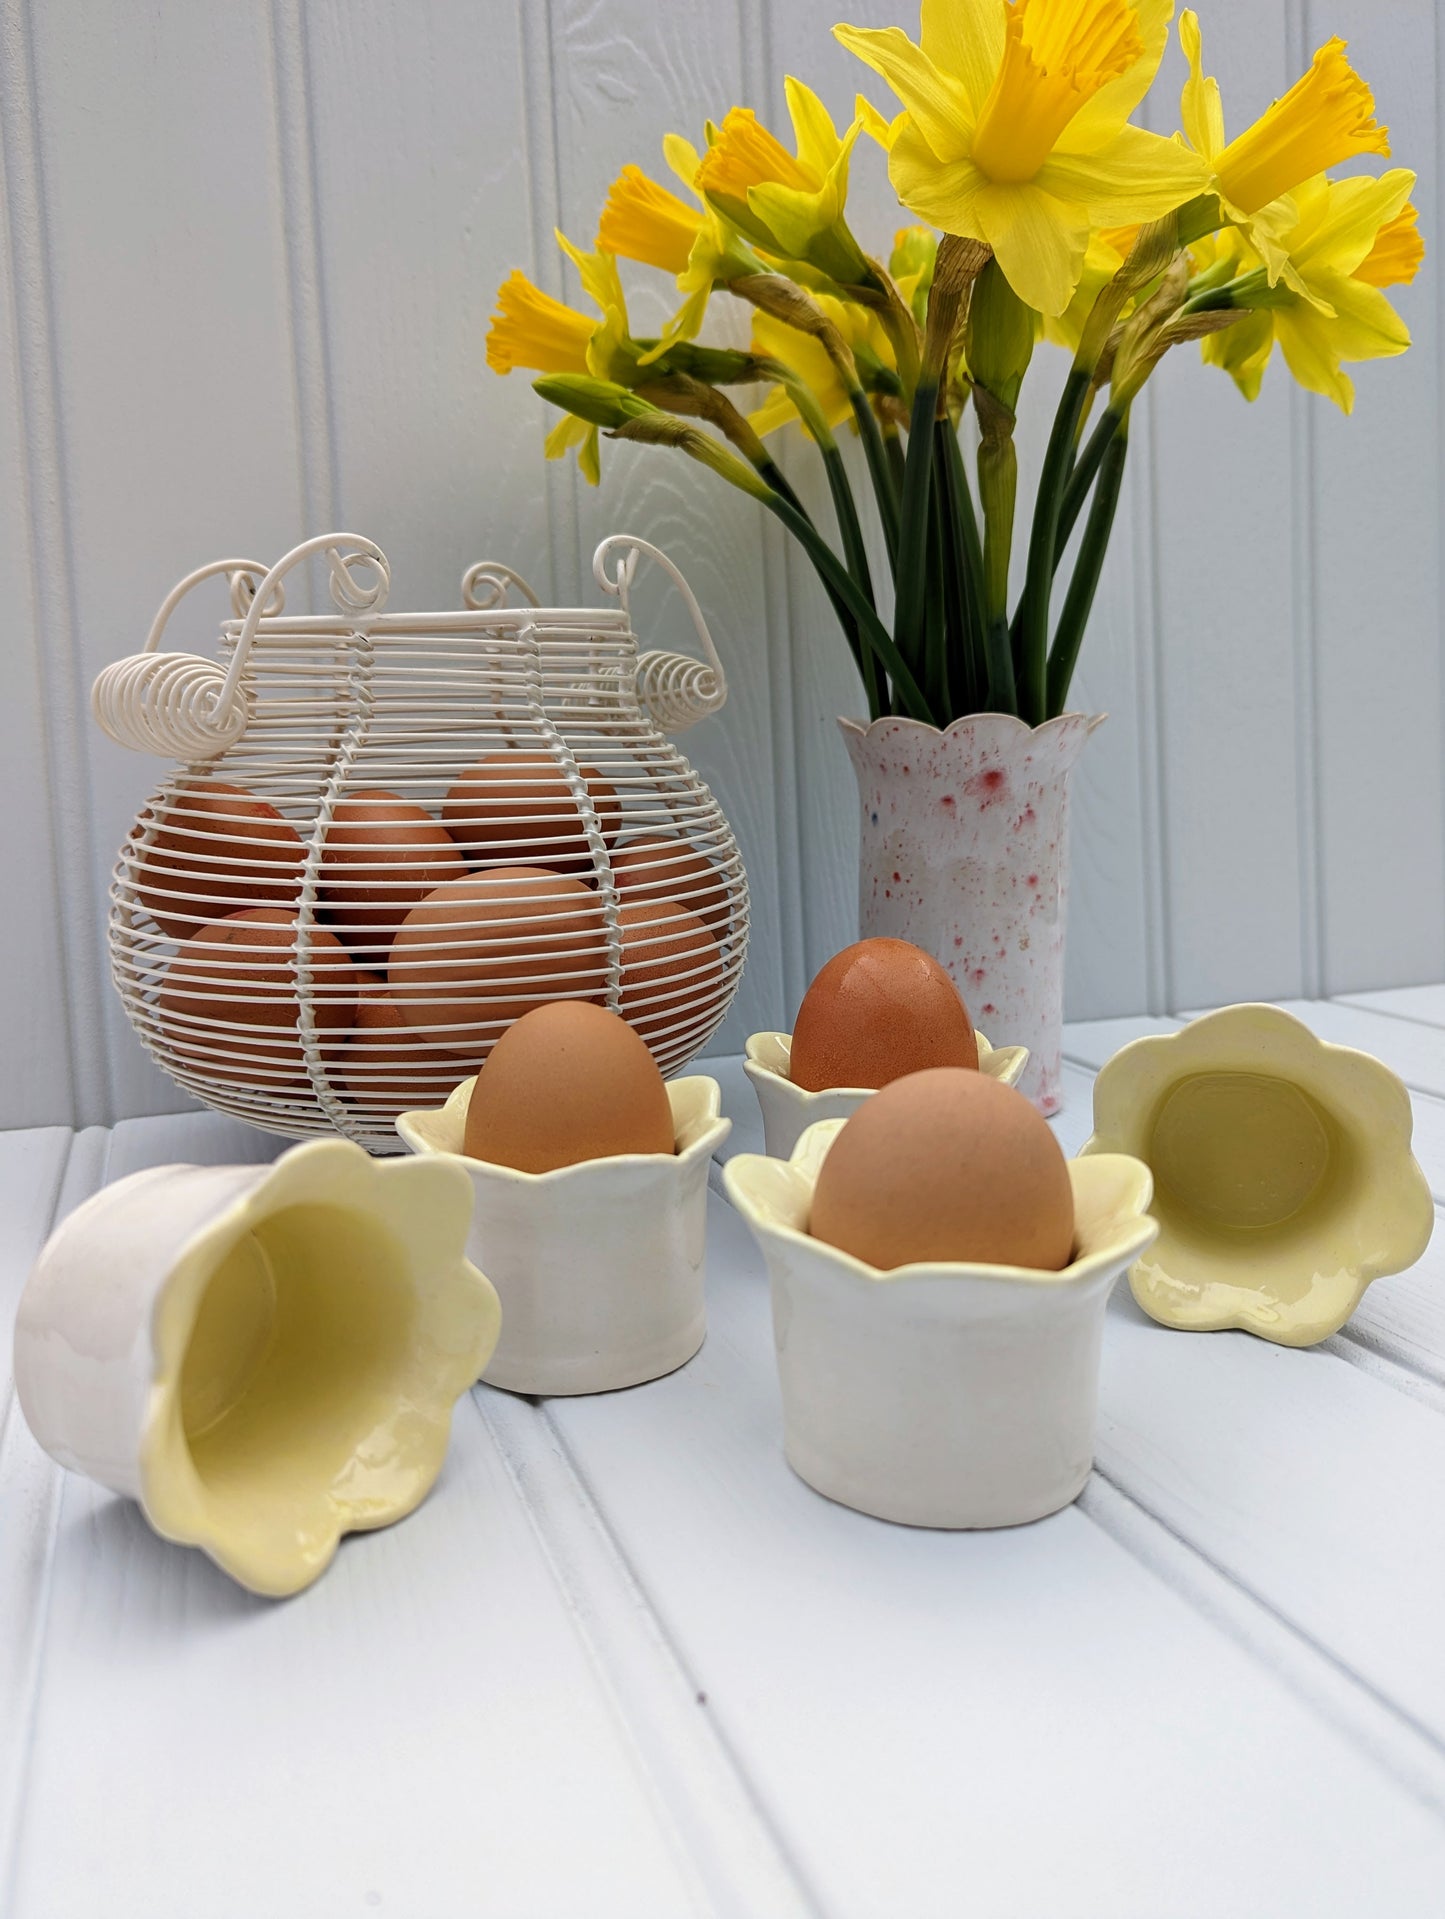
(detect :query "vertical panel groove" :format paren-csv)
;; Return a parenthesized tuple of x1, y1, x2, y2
(738, 0, 807, 1009)
(269, 0, 340, 560)
(0, 0, 111, 1125)
(1289, 0, 1324, 999)
(1135, 387, 1172, 1014)
(523, 0, 580, 602)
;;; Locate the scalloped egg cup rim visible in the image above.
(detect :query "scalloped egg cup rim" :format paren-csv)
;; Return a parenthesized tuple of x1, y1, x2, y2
(396, 1074, 728, 1182)
(742, 1027, 1029, 1100)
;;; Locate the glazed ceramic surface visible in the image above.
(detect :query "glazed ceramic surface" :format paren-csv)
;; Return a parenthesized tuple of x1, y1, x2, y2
(725, 1126, 1157, 1529)
(840, 712, 1101, 1116)
(13, 1139, 498, 1597)
(742, 1028, 1028, 1160)
(397, 1077, 729, 1395)
(1083, 1004, 1434, 1346)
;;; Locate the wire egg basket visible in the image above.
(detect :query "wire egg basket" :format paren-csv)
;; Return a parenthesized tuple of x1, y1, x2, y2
(94, 531, 750, 1151)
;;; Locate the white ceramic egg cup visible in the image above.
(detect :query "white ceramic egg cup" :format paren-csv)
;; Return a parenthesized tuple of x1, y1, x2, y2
(397, 1077, 730, 1395)
(725, 1121, 1157, 1529)
(14, 1140, 499, 1597)
(743, 1029, 1029, 1160)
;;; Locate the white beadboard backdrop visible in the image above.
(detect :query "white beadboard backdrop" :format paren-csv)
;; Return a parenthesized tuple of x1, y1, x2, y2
(0, 0, 1439, 1130)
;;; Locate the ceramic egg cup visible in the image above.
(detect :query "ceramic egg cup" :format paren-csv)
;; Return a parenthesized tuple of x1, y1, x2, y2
(743, 1029, 1029, 1160)
(14, 1140, 500, 1597)
(725, 1123, 1157, 1530)
(1083, 1003, 1434, 1346)
(397, 1077, 730, 1396)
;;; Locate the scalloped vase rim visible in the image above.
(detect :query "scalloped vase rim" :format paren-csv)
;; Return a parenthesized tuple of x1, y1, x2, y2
(838, 710, 1107, 746)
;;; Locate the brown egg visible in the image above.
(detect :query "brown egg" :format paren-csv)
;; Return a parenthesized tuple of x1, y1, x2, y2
(790, 937, 978, 1093)
(157, 908, 357, 1086)
(463, 1000, 675, 1173)
(335, 974, 475, 1111)
(388, 867, 608, 1055)
(810, 1069, 1075, 1272)
(319, 787, 467, 955)
(610, 836, 730, 933)
(619, 899, 725, 1047)
(442, 753, 621, 873)
(134, 781, 306, 941)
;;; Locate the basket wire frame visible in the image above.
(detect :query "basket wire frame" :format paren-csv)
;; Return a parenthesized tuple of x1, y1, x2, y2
(101, 535, 750, 1151)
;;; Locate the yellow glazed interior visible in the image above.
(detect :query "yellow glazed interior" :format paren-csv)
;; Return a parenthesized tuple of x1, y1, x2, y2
(140, 1142, 498, 1597)
(1084, 1007, 1434, 1345)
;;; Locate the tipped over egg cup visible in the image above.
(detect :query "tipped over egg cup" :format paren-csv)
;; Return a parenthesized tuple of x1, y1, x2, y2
(396, 1077, 730, 1395)
(13, 1141, 500, 1597)
(724, 1124, 1157, 1529)
(1082, 1004, 1435, 1346)
(742, 1029, 1030, 1160)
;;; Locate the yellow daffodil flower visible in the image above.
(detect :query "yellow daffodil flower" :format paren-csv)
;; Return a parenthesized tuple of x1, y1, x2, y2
(748, 293, 896, 437)
(486, 271, 593, 377)
(694, 79, 872, 285)
(890, 223, 938, 325)
(835, 0, 1207, 318)
(1198, 169, 1418, 412)
(596, 144, 764, 363)
(487, 235, 641, 482)
(1178, 10, 1389, 305)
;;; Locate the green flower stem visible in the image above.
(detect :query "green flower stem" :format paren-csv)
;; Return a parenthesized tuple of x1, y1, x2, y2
(892, 374, 939, 685)
(974, 396, 1020, 718)
(765, 490, 930, 720)
(883, 423, 907, 495)
(925, 469, 949, 721)
(1016, 363, 1090, 725)
(822, 444, 881, 716)
(848, 387, 901, 572)
(1047, 407, 1130, 718)
(936, 420, 986, 717)
(1055, 404, 1125, 564)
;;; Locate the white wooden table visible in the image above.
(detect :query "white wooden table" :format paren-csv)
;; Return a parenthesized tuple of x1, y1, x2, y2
(3, 992, 1444, 1918)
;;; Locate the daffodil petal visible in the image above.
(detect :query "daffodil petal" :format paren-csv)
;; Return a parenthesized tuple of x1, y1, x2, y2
(974, 181, 1090, 318)
(855, 92, 905, 150)
(555, 229, 628, 320)
(1178, 8, 1225, 161)
(1063, 0, 1176, 152)
(664, 133, 703, 193)
(887, 118, 987, 241)
(1042, 124, 1209, 222)
(1201, 304, 1274, 400)
(1273, 304, 1356, 412)
(748, 179, 833, 262)
(917, 0, 1004, 123)
(1291, 168, 1416, 278)
(785, 75, 842, 176)
(833, 24, 974, 163)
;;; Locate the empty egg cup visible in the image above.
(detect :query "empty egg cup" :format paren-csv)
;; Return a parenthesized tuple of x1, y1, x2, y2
(725, 1123, 1157, 1529)
(396, 1076, 730, 1395)
(1082, 1003, 1435, 1346)
(743, 1028, 1030, 1159)
(14, 1140, 500, 1597)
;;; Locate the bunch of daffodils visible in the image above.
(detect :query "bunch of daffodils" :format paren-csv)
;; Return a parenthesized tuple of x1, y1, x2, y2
(488, 3, 1421, 728)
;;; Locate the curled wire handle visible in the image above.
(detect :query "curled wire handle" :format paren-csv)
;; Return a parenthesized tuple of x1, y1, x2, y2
(593, 534, 728, 732)
(92, 534, 389, 759)
(461, 560, 541, 610)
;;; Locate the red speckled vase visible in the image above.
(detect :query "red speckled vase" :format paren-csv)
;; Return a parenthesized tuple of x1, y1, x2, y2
(840, 711, 1104, 1116)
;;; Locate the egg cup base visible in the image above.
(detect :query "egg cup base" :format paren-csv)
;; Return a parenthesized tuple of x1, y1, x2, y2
(783, 1437, 1091, 1532)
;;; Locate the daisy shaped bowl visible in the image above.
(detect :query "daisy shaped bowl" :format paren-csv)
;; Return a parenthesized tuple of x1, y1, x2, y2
(397, 1076, 729, 1396)
(14, 1140, 499, 1597)
(743, 1029, 1029, 1160)
(1081, 1004, 1435, 1347)
(724, 1123, 1157, 1529)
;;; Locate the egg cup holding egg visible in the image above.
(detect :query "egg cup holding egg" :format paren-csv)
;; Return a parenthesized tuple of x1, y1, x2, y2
(13, 1141, 500, 1597)
(396, 1075, 730, 1396)
(1082, 1004, 1435, 1346)
(725, 1122, 1158, 1530)
(743, 1028, 1030, 1159)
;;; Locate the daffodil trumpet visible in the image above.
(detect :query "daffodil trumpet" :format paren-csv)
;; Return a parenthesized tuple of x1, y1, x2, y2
(493, 6, 1420, 731)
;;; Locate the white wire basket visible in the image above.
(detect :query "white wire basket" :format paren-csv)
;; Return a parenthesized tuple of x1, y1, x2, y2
(94, 531, 750, 1151)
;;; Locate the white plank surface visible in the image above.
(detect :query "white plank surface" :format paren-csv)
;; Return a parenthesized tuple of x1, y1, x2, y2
(6, 997, 1445, 1912)
(3, 0, 1442, 1126)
